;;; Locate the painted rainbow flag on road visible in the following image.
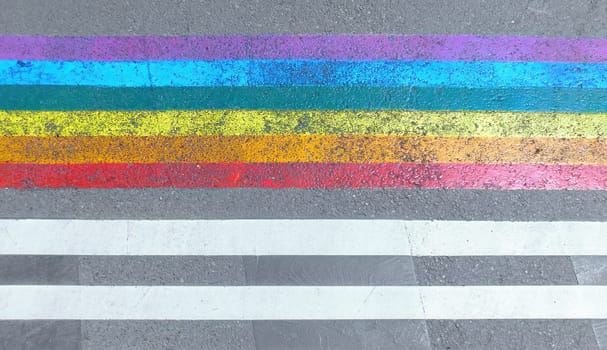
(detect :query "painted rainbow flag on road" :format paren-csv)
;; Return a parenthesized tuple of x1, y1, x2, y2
(1, 35, 607, 190)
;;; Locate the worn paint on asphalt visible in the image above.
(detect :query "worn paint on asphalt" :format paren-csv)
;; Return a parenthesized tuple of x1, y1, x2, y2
(2, 35, 607, 62)
(3, 110, 607, 138)
(2, 163, 606, 190)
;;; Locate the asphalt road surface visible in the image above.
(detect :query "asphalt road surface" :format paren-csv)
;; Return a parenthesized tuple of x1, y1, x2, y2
(1, 1, 607, 349)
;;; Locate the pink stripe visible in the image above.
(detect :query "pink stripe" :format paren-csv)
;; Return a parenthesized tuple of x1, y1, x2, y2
(1, 162, 606, 190)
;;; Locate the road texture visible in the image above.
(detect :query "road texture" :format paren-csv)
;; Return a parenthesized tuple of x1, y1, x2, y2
(1, 0, 607, 349)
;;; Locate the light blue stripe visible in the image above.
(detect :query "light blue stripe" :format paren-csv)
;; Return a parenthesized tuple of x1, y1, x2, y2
(2, 60, 607, 88)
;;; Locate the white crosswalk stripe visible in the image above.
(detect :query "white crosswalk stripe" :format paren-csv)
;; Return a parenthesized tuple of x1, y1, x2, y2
(1, 219, 607, 323)
(2, 219, 607, 255)
(2, 285, 607, 320)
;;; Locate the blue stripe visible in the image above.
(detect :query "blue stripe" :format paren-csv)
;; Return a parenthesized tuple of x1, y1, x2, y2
(2, 60, 607, 88)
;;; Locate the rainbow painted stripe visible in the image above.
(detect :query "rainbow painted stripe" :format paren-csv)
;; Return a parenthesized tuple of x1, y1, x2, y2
(2, 35, 607, 189)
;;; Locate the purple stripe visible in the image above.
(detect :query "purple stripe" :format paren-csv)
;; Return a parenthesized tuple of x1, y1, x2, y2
(1, 35, 606, 62)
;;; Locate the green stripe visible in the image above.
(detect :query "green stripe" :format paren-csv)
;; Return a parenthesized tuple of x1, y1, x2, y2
(1, 86, 607, 112)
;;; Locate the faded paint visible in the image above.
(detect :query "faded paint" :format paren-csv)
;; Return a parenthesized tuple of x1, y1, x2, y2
(0, 135, 605, 164)
(2, 35, 607, 62)
(3, 110, 607, 138)
(2, 163, 606, 190)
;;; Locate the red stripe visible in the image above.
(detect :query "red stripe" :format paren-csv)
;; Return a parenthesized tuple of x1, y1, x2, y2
(2, 163, 606, 190)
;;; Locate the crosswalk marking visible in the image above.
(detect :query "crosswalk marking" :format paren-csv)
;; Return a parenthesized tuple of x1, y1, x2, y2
(2, 219, 607, 256)
(2, 285, 607, 320)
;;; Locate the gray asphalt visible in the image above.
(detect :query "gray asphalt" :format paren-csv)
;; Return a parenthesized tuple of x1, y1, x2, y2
(3, 188, 607, 220)
(1, 0, 607, 349)
(1, 0, 606, 36)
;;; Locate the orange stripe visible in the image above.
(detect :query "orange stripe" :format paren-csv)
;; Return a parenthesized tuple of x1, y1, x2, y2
(0, 135, 605, 164)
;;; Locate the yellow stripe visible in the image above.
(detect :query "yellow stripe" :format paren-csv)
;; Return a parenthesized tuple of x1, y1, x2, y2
(1, 135, 605, 164)
(2, 110, 607, 137)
